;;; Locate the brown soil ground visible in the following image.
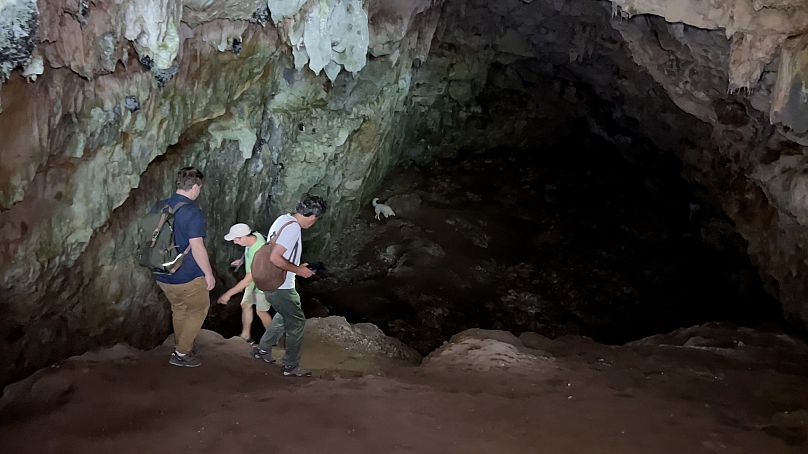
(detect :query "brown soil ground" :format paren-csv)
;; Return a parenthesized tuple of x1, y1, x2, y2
(1, 325, 807, 453)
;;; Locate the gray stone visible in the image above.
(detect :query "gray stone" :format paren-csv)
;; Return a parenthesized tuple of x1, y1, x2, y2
(0, 0, 38, 82)
(385, 193, 422, 218)
(305, 316, 421, 363)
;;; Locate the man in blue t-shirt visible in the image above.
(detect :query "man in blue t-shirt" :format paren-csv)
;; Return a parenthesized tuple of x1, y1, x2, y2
(153, 167, 215, 368)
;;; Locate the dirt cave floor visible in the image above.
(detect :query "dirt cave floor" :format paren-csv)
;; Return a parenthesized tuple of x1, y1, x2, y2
(1, 322, 807, 453)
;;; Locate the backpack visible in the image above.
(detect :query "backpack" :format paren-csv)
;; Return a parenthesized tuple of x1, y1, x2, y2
(138, 201, 191, 274)
(252, 220, 298, 291)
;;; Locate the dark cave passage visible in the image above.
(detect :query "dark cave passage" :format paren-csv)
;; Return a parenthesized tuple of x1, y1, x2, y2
(210, 126, 783, 355)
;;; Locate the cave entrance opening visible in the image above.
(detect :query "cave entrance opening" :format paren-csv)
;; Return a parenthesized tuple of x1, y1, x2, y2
(211, 124, 783, 355)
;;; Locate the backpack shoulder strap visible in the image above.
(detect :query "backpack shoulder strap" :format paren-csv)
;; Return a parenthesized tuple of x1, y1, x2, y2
(152, 201, 193, 252)
(269, 220, 299, 245)
(164, 201, 190, 215)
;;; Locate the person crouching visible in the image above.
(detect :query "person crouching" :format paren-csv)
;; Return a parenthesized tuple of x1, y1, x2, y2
(218, 223, 272, 343)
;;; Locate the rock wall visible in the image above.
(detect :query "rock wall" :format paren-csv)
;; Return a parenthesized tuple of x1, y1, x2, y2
(1, 0, 808, 387)
(405, 0, 808, 330)
(607, 0, 808, 328)
(0, 0, 443, 387)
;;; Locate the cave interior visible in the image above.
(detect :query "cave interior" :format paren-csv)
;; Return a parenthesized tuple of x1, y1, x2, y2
(0, 0, 806, 393)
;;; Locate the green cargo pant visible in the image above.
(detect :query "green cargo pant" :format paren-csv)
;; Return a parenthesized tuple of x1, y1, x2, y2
(258, 288, 305, 367)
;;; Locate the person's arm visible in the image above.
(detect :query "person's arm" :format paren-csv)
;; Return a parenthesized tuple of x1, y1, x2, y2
(269, 244, 314, 278)
(217, 273, 253, 304)
(189, 237, 215, 290)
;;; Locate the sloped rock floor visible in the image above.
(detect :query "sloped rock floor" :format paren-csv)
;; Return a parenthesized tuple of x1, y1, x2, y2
(1, 322, 807, 453)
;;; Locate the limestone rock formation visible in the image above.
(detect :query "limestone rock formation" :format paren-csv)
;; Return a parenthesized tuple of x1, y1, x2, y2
(424, 328, 554, 373)
(0, 0, 38, 84)
(305, 316, 421, 364)
(603, 0, 808, 329)
(0, 0, 441, 387)
(2, 0, 808, 389)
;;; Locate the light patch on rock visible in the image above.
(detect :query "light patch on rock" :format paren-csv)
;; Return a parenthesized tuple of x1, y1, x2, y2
(425, 337, 550, 372)
(750, 155, 808, 225)
(270, 0, 369, 77)
(20, 52, 43, 82)
(728, 32, 785, 92)
(367, 0, 433, 57)
(200, 20, 248, 53)
(207, 119, 258, 160)
(324, 60, 342, 82)
(609, 0, 808, 92)
(343, 178, 363, 191)
(610, 0, 808, 37)
(0, 0, 38, 82)
(770, 35, 808, 135)
(123, 0, 182, 70)
(305, 316, 421, 363)
(267, 0, 308, 23)
(182, 0, 266, 26)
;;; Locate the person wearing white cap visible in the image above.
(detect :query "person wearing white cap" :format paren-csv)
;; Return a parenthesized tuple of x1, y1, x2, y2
(217, 223, 271, 343)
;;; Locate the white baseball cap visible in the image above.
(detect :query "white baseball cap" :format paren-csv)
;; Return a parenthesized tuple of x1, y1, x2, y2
(224, 223, 251, 241)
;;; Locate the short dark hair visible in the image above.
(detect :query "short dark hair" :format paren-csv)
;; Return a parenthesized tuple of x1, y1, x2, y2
(295, 194, 328, 217)
(176, 167, 204, 190)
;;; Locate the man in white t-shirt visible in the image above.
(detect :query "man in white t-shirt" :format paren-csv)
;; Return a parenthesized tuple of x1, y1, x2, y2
(252, 194, 328, 377)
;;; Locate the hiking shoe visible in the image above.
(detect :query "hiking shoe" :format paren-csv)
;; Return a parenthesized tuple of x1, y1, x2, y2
(251, 346, 276, 364)
(242, 336, 256, 345)
(282, 365, 311, 377)
(169, 352, 201, 368)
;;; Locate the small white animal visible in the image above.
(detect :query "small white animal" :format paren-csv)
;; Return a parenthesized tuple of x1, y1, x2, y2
(372, 198, 396, 220)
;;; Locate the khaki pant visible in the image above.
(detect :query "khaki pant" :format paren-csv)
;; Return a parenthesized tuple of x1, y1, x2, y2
(240, 284, 270, 311)
(157, 277, 210, 354)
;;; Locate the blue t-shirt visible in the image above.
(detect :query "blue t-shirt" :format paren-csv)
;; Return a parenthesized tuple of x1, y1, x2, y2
(154, 193, 207, 285)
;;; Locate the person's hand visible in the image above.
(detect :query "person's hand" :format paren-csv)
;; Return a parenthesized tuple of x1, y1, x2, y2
(230, 258, 244, 268)
(204, 273, 216, 290)
(217, 294, 230, 305)
(297, 263, 315, 278)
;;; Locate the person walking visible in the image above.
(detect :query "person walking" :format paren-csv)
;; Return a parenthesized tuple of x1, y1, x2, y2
(252, 194, 328, 377)
(153, 166, 215, 367)
(218, 223, 271, 343)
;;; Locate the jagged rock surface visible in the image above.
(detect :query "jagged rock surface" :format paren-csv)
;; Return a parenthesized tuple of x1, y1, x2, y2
(407, 0, 808, 330)
(0, 0, 442, 387)
(0, 0, 38, 83)
(305, 316, 421, 364)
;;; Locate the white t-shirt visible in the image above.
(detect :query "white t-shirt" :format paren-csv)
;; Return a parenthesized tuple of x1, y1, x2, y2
(266, 214, 302, 289)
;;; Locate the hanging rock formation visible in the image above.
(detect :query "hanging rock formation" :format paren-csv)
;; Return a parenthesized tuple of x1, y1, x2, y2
(1, 0, 808, 388)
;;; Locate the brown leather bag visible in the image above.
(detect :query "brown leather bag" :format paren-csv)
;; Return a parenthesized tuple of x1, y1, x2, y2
(252, 220, 298, 291)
